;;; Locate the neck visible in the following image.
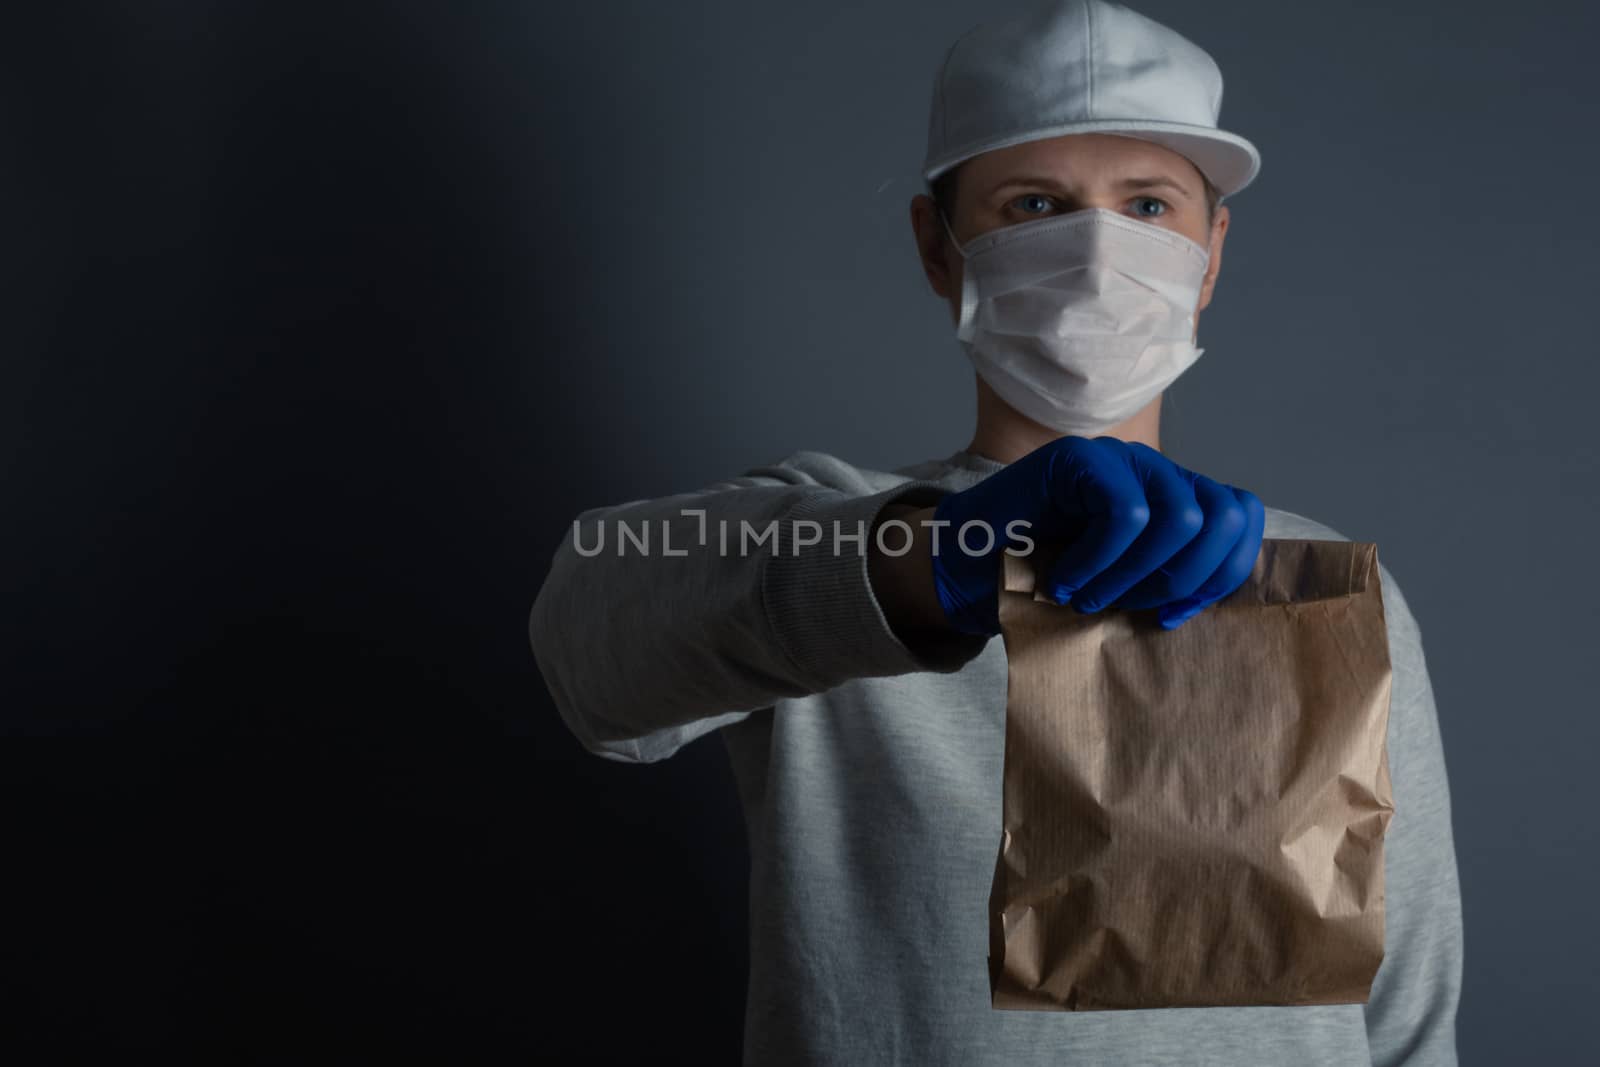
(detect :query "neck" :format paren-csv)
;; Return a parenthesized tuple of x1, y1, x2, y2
(964, 375, 1164, 465)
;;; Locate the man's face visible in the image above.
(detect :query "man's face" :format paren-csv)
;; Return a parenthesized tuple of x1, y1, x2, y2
(911, 132, 1229, 338)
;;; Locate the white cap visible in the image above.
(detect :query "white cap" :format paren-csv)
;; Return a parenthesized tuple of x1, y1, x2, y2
(922, 0, 1261, 200)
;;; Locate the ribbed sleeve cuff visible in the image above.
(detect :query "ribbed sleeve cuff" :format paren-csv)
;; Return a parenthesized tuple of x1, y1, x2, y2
(762, 480, 991, 690)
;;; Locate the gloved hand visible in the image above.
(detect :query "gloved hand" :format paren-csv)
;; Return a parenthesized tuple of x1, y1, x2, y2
(931, 436, 1266, 635)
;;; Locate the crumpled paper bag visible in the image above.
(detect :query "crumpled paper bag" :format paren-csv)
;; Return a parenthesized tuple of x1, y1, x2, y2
(989, 538, 1394, 1011)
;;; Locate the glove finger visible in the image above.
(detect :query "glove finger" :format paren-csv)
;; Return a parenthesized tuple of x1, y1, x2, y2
(1037, 439, 1150, 604)
(1157, 485, 1266, 625)
(1112, 473, 1247, 610)
(1068, 449, 1205, 613)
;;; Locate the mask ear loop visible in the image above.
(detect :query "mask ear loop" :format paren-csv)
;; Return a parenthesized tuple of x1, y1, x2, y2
(939, 211, 981, 342)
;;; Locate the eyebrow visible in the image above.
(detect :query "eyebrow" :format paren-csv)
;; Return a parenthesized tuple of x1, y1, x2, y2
(987, 174, 1195, 200)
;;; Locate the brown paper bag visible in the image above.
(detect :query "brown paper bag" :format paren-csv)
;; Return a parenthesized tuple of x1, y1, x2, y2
(988, 537, 1394, 1011)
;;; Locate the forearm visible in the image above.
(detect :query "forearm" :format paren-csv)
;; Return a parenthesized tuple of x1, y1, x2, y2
(532, 483, 985, 759)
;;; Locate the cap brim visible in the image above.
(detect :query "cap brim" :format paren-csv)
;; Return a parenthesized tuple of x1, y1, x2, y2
(923, 119, 1261, 200)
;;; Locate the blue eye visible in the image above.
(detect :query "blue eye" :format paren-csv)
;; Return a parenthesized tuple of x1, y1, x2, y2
(1009, 193, 1170, 218)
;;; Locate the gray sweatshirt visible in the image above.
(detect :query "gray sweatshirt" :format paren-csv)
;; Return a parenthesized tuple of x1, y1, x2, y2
(529, 448, 1463, 1066)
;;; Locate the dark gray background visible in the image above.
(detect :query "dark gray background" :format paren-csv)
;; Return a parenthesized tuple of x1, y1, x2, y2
(6, 1, 1595, 1063)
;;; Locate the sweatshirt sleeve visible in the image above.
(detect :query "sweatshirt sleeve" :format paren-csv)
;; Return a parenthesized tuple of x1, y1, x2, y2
(528, 456, 990, 765)
(1364, 564, 1465, 1066)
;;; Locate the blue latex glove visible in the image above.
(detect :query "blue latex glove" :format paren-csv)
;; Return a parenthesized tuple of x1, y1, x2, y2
(930, 436, 1266, 635)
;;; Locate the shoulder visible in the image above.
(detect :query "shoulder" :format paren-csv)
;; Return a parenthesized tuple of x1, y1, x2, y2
(746, 449, 942, 495)
(1262, 503, 1345, 542)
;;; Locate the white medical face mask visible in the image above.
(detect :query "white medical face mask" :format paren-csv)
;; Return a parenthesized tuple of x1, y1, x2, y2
(941, 206, 1211, 436)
